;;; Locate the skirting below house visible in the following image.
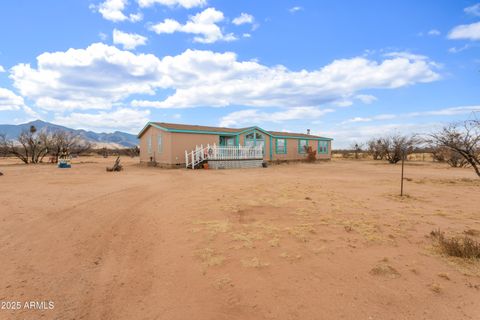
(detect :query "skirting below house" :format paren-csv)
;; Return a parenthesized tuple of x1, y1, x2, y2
(208, 159, 263, 169)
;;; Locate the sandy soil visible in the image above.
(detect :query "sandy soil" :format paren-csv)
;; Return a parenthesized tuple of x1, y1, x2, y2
(0, 157, 479, 320)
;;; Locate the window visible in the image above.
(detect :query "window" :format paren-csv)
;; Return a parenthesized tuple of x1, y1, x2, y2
(147, 135, 152, 154)
(157, 134, 162, 153)
(245, 131, 264, 153)
(298, 139, 308, 153)
(318, 141, 329, 154)
(276, 138, 287, 154)
(220, 136, 235, 146)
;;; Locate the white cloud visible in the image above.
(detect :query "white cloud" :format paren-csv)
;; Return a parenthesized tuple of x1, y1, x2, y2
(289, 6, 303, 13)
(327, 105, 480, 148)
(10, 43, 163, 111)
(242, 33, 251, 38)
(342, 117, 373, 124)
(408, 105, 480, 117)
(9, 44, 440, 117)
(150, 8, 236, 43)
(129, 12, 143, 22)
(150, 18, 182, 33)
(99, 32, 108, 41)
(96, 0, 128, 22)
(232, 13, 254, 25)
(355, 94, 377, 104)
(94, 0, 143, 22)
(464, 3, 480, 16)
(137, 0, 206, 9)
(0, 88, 25, 111)
(333, 100, 353, 107)
(54, 108, 150, 133)
(384, 51, 430, 61)
(341, 105, 480, 124)
(325, 122, 439, 149)
(133, 50, 440, 109)
(448, 21, 480, 41)
(448, 44, 471, 53)
(427, 29, 441, 36)
(0, 65, 5, 73)
(113, 29, 148, 50)
(219, 107, 335, 127)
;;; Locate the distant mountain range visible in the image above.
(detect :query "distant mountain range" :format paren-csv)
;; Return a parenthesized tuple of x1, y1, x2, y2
(0, 120, 138, 148)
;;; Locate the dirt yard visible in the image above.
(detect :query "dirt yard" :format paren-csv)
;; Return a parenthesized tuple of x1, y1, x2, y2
(0, 157, 479, 320)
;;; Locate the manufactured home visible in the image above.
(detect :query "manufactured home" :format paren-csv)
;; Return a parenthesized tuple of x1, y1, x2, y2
(137, 122, 332, 168)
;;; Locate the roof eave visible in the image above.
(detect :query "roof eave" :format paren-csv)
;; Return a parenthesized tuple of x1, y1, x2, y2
(137, 122, 169, 138)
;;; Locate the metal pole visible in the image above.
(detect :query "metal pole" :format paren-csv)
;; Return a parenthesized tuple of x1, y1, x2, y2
(400, 152, 405, 196)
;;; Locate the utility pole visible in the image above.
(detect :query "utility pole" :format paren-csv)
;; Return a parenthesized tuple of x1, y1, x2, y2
(400, 149, 406, 196)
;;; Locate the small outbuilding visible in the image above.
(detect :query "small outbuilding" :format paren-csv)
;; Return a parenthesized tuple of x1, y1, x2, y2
(137, 122, 332, 168)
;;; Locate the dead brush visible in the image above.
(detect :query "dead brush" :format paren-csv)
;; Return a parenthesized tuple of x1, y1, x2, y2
(430, 229, 480, 259)
(303, 146, 317, 162)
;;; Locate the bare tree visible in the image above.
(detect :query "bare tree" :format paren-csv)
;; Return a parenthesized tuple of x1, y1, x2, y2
(49, 131, 91, 163)
(0, 126, 49, 164)
(429, 120, 480, 177)
(127, 146, 140, 157)
(431, 146, 468, 168)
(366, 138, 385, 160)
(0, 128, 90, 164)
(350, 142, 363, 159)
(378, 134, 418, 164)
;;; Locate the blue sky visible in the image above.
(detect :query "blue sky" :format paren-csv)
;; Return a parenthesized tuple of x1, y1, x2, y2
(0, 0, 479, 147)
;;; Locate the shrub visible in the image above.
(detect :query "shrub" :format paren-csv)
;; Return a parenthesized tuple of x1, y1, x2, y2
(430, 229, 480, 259)
(431, 146, 468, 168)
(304, 146, 317, 162)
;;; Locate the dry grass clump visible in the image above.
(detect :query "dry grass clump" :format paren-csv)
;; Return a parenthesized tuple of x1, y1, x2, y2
(196, 248, 225, 267)
(416, 178, 480, 186)
(464, 229, 480, 237)
(369, 264, 401, 279)
(437, 272, 450, 280)
(286, 223, 316, 242)
(231, 232, 262, 248)
(430, 283, 442, 294)
(193, 220, 231, 238)
(213, 276, 233, 289)
(279, 252, 302, 262)
(241, 257, 269, 268)
(268, 237, 280, 247)
(430, 229, 480, 260)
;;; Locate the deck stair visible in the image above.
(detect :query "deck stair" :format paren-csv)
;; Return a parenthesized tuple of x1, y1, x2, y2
(185, 144, 263, 169)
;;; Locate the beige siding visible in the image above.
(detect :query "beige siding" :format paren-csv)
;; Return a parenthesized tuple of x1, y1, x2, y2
(139, 124, 332, 165)
(170, 132, 220, 165)
(271, 138, 331, 161)
(139, 126, 172, 164)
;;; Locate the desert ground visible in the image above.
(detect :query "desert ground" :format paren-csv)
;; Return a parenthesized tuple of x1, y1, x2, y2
(0, 157, 479, 320)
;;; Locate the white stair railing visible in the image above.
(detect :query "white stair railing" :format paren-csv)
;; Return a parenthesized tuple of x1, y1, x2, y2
(185, 144, 263, 169)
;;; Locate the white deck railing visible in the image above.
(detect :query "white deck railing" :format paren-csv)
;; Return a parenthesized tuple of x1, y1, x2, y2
(185, 144, 263, 169)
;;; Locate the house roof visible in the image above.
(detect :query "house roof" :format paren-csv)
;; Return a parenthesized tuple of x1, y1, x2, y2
(138, 122, 332, 140)
(152, 122, 245, 133)
(267, 131, 327, 139)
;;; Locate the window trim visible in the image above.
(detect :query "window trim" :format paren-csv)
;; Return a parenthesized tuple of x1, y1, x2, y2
(157, 134, 163, 153)
(276, 138, 287, 154)
(147, 135, 152, 154)
(318, 140, 329, 154)
(298, 139, 308, 154)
